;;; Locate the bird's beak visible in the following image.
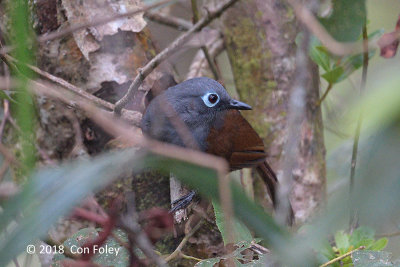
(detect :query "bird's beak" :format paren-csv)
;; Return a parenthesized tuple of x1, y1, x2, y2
(229, 99, 252, 110)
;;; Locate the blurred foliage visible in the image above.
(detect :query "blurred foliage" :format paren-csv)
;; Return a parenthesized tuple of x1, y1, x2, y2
(8, 0, 37, 176)
(320, 0, 366, 42)
(0, 0, 400, 266)
(315, 227, 388, 266)
(53, 228, 130, 267)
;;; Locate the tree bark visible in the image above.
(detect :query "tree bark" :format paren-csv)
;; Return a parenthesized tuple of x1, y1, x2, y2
(222, 0, 326, 222)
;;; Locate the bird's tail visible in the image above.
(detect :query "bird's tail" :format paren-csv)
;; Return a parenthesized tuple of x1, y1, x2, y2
(256, 161, 295, 226)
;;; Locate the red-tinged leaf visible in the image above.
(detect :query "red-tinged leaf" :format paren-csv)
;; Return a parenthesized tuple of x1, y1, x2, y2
(140, 207, 174, 244)
(378, 15, 400, 58)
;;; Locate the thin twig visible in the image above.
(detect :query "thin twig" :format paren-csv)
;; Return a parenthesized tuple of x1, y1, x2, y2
(316, 83, 333, 107)
(180, 253, 202, 262)
(114, 0, 239, 114)
(319, 246, 365, 267)
(165, 219, 204, 262)
(4, 54, 114, 111)
(191, 0, 220, 80)
(37, 0, 175, 43)
(349, 23, 369, 230)
(145, 11, 193, 31)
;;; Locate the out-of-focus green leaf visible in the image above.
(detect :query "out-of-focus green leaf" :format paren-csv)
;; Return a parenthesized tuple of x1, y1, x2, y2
(0, 146, 303, 266)
(320, 0, 366, 42)
(352, 250, 399, 267)
(213, 200, 253, 245)
(322, 67, 344, 84)
(334, 231, 349, 254)
(0, 149, 143, 267)
(309, 36, 331, 71)
(349, 227, 375, 248)
(369, 238, 388, 251)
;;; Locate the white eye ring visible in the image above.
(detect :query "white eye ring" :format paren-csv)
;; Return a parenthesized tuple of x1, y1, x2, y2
(201, 92, 220, 107)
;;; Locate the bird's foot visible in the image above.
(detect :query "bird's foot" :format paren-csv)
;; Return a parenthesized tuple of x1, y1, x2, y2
(169, 190, 196, 213)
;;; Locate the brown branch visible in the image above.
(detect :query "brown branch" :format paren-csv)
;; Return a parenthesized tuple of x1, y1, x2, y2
(114, 0, 239, 114)
(4, 55, 114, 111)
(191, 0, 220, 80)
(316, 82, 333, 106)
(165, 219, 204, 262)
(145, 11, 193, 31)
(37, 0, 175, 43)
(1, 55, 142, 126)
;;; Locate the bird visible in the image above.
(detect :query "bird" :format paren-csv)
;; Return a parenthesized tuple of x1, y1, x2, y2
(141, 77, 293, 224)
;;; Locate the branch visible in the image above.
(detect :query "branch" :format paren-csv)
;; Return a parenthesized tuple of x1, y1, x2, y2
(349, 23, 369, 230)
(191, 0, 220, 80)
(145, 11, 193, 31)
(319, 246, 365, 267)
(165, 219, 204, 262)
(114, 0, 239, 114)
(0, 0, 177, 56)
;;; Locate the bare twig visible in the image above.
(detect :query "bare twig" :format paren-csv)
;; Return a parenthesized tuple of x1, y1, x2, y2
(1, 55, 142, 126)
(145, 11, 193, 31)
(37, 0, 175, 43)
(276, 24, 312, 224)
(4, 55, 114, 111)
(191, 0, 220, 80)
(319, 246, 365, 267)
(349, 24, 369, 230)
(165, 219, 204, 262)
(316, 83, 333, 107)
(186, 36, 224, 79)
(114, 0, 239, 114)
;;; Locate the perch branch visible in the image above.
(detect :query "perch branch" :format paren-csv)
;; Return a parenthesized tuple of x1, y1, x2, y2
(114, 0, 239, 114)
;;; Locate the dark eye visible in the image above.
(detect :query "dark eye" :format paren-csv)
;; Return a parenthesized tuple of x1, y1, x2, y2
(208, 94, 218, 104)
(201, 92, 220, 107)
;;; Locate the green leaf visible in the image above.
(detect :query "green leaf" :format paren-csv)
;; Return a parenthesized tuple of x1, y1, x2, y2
(322, 66, 344, 84)
(0, 149, 144, 266)
(320, 0, 367, 42)
(309, 36, 331, 71)
(213, 200, 253, 244)
(334, 230, 350, 254)
(369, 238, 388, 251)
(350, 227, 375, 248)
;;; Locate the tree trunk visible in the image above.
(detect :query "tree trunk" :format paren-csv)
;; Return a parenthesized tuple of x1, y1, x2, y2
(222, 0, 326, 222)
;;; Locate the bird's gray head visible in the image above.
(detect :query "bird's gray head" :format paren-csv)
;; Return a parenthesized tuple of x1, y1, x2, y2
(164, 77, 252, 114)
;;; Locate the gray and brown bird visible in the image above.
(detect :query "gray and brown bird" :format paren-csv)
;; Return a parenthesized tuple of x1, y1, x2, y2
(141, 77, 293, 224)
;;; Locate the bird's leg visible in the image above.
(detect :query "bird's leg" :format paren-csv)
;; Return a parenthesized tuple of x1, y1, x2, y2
(169, 190, 196, 213)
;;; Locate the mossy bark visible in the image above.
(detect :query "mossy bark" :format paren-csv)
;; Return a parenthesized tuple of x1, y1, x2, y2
(222, 0, 326, 222)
